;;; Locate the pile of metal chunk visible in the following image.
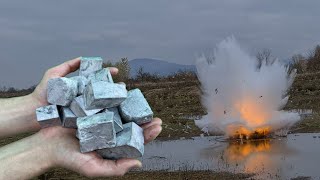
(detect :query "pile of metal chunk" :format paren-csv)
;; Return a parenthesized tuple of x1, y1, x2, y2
(35, 57, 153, 159)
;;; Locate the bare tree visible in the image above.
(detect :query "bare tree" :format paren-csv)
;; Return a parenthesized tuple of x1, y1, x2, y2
(256, 49, 276, 69)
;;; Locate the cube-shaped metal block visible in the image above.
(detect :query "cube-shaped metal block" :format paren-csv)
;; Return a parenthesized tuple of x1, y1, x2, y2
(79, 57, 103, 77)
(88, 68, 114, 83)
(70, 95, 102, 117)
(70, 76, 88, 95)
(96, 122, 144, 160)
(61, 107, 77, 129)
(77, 112, 116, 153)
(119, 89, 153, 125)
(103, 107, 123, 133)
(84, 81, 127, 110)
(36, 105, 61, 128)
(47, 77, 78, 106)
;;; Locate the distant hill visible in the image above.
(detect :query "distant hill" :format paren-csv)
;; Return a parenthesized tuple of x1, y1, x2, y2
(129, 58, 196, 77)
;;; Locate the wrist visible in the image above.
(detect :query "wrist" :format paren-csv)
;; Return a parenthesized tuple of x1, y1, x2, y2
(33, 132, 58, 170)
(30, 89, 48, 108)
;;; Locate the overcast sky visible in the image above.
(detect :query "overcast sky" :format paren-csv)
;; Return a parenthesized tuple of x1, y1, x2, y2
(1, 0, 320, 88)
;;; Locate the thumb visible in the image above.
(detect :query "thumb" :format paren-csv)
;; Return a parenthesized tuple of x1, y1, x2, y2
(103, 158, 142, 177)
(48, 57, 81, 77)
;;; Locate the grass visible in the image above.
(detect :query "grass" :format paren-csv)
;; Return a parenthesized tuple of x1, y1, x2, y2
(1, 71, 320, 179)
(35, 169, 253, 180)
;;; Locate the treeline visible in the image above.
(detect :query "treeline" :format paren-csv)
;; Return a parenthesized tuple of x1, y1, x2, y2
(103, 58, 198, 84)
(289, 45, 320, 74)
(0, 58, 197, 93)
(0, 85, 36, 93)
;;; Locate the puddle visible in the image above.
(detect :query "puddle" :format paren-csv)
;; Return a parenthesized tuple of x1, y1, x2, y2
(141, 133, 320, 179)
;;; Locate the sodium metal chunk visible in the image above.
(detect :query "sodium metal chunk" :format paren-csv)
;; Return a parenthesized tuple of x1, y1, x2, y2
(70, 76, 89, 96)
(47, 77, 78, 106)
(84, 81, 127, 110)
(87, 68, 114, 83)
(103, 107, 123, 133)
(69, 95, 102, 117)
(79, 57, 103, 78)
(96, 122, 144, 159)
(61, 107, 77, 129)
(36, 105, 61, 128)
(77, 112, 116, 153)
(119, 88, 153, 125)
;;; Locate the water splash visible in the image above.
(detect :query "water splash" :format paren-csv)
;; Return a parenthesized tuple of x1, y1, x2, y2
(195, 37, 300, 137)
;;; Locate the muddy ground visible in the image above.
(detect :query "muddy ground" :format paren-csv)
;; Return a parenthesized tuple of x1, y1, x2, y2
(1, 72, 319, 179)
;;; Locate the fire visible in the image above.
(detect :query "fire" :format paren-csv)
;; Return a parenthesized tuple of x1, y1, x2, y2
(225, 140, 271, 162)
(227, 97, 272, 139)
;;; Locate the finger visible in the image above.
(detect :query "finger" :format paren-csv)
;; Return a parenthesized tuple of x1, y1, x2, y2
(143, 125, 162, 144)
(108, 67, 119, 75)
(49, 57, 81, 77)
(141, 118, 162, 130)
(85, 158, 141, 177)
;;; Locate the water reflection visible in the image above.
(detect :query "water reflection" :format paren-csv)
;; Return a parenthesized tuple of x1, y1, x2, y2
(141, 133, 320, 179)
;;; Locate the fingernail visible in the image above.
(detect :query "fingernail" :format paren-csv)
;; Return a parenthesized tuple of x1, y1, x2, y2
(134, 161, 143, 169)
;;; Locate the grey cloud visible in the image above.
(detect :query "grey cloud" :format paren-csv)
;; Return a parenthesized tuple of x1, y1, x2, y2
(0, 0, 320, 88)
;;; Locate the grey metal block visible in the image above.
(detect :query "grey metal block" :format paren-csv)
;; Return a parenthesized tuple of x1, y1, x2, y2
(88, 68, 114, 83)
(61, 107, 77, 129)
(70, 95, 102, 117)
(96, 122, 144, 160)
(79, 57, 103, 77)
(70, 76, 88, 95)
(103, 107, 123, 133)
(47, 77, 78, 106)
(84, 81, 127, 110)
(77, 112, 116, 153)
(119, 89, 153, 125)
(36, 105, 61, 128)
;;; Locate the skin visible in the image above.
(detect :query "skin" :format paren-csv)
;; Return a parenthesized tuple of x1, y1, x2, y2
(0, 57, 162, 179)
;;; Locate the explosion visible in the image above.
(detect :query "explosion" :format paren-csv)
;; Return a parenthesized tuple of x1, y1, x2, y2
(195, 37, 300, 139)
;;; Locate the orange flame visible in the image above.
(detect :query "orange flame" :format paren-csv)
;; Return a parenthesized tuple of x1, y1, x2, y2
(225, 140, 271, 162)
(227, 97, 272, 138)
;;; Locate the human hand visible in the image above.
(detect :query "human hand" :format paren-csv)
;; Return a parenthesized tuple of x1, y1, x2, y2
(39, 118, 162, 178)
(31, 57, 118, 106)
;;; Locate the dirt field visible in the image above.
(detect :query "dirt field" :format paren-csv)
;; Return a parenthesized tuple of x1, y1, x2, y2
(1, 72, 320, 179)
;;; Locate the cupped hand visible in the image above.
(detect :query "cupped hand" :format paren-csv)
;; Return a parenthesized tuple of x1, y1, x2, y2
(40, 118, 162, 178)
(31, 57, 118, 106)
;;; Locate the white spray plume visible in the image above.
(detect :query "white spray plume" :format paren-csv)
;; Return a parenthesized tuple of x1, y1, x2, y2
(195, 37, 300, 136)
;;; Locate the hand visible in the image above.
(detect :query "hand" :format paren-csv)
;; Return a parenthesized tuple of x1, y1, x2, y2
(40, 118, 162, 178)
(31, 57, 118, 106)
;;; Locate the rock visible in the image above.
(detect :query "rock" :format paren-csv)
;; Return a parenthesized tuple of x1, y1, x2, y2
(119, 89, 153, 125)
(84, 81, 127, 110)
(88, 68, 114, 83)
(77, 112, 116, 153)
(70, 76, 88, 95)
(103, 107, 123, 133)
(70, 95, 102, 117)
(79, 57, 103, 77)
(96, 122, 144, 159)
(36, 105, 61, 128)
(47, 77, 78, 106)
(61, 107, 77, 129)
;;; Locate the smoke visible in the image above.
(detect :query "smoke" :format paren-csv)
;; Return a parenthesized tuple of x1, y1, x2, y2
(195, 37, 300, 136)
